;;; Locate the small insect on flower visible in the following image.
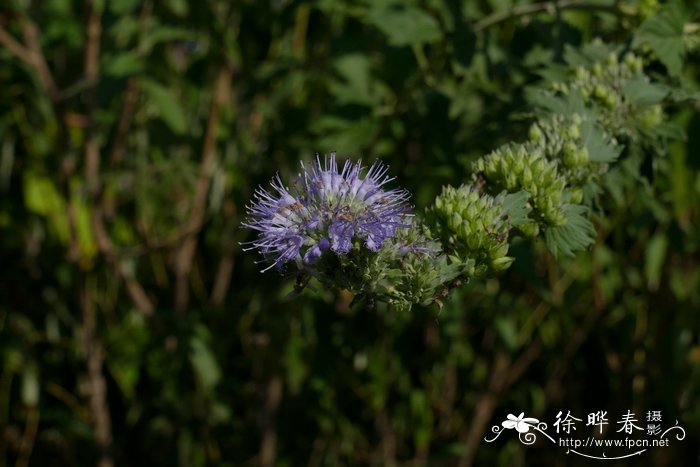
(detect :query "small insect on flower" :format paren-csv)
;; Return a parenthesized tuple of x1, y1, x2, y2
(241, 152, 415, 272)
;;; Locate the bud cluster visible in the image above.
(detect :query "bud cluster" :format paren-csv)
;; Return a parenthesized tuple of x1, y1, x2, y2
(550, 49, 665, 139)
(429, 185, 513, 276)
(527, 115, 607, 189)
(472, 145, 568, 226)
(555, 52, 642, 107)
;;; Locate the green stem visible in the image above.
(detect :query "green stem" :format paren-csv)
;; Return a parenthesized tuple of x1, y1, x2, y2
(473, 0, 626, 33)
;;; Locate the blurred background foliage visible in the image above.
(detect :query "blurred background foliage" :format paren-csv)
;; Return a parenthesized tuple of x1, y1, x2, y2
(1, 0, 699, 466)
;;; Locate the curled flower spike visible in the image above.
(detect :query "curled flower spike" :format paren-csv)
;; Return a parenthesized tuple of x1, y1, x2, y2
(242, 153, 414, 272)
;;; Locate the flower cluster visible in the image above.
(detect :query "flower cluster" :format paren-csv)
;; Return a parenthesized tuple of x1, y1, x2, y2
(241, 39, 681, 309)
(242, 153, 414, 272)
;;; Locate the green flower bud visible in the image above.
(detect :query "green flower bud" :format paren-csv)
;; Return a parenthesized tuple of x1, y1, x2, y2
(633, 57, 644, 73)
(592, 62, 603, 77)
(577, 147, 589, 165)
(450, 212, 462, 230)
(575, 66, 587, 81)
(604, 93, 616, 109)
(491, 256, 515, 271)
(639, 105, 663, 130)
(518, 222, 540, 238)
(606, 52, 618, 67)
(567, 124, 580, 140)
(467, 233, 482, 250)
(529, 124, 543, 143)
(489, 243, 510, 260)
(594, 84, 607, 100)
(563, 142, 579, 167)
(570, 189, 583, 204)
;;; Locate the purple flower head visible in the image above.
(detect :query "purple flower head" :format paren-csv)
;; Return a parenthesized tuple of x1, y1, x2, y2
(242, 153, 414, 272)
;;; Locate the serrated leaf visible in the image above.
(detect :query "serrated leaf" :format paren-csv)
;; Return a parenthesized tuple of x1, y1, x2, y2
(622, 75, 669, 106)
(633, 1, 687, 77)
(544, 204, 596, 258)
(653, 122, 686, 141)
(367, 6, 442, 46)
(667, 87, 700, 102)
(528, 89, 588, 117)
(580, 119, 620, 163)
(500, 190, 531, 226)
(563, 42, 611, 67)
(328, 54, 384, 106)
(141, 79, 187, 134)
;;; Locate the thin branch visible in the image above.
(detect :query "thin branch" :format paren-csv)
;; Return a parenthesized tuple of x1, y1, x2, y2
(15, 407, 39, 467)
(83, 0, 101, 198)
(108, 2, 151, 168)
(174, 66, 231, 313)
(0, 16, 59, 100)
(210, 254, 234, 307)
(0, 24, 33, 63)
(108, 77, 139, 168)
(457, 352, 510, 467)
(260, 374, 283, 467)
(457, 337, 543, 467)
(473, 0, 621, 32)
(81, 278, 113, 467)
(78, 0, 154, 315)
(80, 5, 114, 467)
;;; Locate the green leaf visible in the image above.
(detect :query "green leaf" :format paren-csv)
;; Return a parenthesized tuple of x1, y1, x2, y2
(563, 42, 611, 67)
(284, 328, 307, 395)
(633, 1, 687, 77)
(622, 75, 669, 106)
(328, 54, 384, 106)
(528, 89, 588, 117)
(71, 184, 97, 264)
(21, 365, 39, 407)
(189, 326, 221, 392)
(106, 310, 149, 399)
(644, 233, 668, 291)
(367, 6, 442, 46)
(495, 317, 518, 350)
(146, 26, 197, 46)
(667, 87, 700, 103)
(141, 79, 187, 134)
(108, 0, 139, 14)
(23, 172, 70, 243)
(580, 119, 621, 163)
(500, 190, 531, 227)
(544, 204, 596, 258)
(104, 52, 144, 77)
